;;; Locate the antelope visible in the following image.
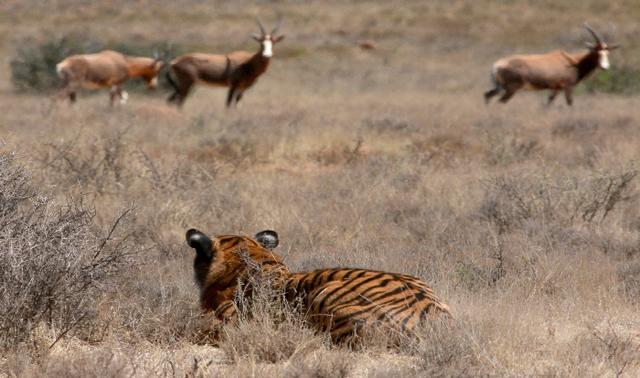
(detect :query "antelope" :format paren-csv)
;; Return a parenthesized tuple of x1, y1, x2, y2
(484, 24, 619, 106)
(56, 50, 164, 106)
(166, 18, 284, 108)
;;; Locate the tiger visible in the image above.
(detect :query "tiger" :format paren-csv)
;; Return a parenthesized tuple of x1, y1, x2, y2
(186, 228, 450, 344)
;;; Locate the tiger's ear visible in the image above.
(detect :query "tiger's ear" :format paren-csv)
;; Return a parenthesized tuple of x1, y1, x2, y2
(186, 229, 213, 260)
(255, 230, 278, 250)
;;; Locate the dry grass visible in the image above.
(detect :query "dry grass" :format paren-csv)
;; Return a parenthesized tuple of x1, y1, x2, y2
(1, 1, 640, 377)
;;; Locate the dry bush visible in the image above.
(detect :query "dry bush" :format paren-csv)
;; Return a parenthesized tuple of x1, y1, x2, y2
(545, 323, 640, 377)
(619, 262, 640, 303)
(0, 150, 134, 350)
(39, 129, 130, 194)
(309, 138, 363, 166)
(219, 263, 326, 365)
(282, 351, 353, 378)
(484, 130, 540, 166)
(356, 317, 494, 377)
(207, 351, 353, 378)
(551, 118, 599, 139)
(478, 167, 638, 233)
(16, 348, 136, 378)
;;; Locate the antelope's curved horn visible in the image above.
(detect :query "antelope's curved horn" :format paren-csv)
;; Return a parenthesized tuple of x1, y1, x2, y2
(271, 17, 282, 35)
(255, 17, 266, 36)
(583, 22, 603, 45)
(608, 22, 617, 40)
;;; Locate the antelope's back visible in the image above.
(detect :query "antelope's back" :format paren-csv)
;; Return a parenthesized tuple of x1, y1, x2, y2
(171, 53, 233, 85)
(58, 51, 129, 86)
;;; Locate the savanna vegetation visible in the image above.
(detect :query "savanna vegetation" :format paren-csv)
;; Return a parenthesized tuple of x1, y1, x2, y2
(1, 1, 639, 376)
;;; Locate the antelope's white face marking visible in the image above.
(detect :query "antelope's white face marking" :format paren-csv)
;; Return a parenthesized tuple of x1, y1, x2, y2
(598, 50, 610, 70)
(262, 37, 273, 58)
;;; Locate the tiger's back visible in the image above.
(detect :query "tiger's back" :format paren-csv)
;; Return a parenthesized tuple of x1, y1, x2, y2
(285, 268, 450, 342)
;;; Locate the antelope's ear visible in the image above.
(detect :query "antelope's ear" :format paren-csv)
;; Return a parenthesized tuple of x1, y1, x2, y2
(252, 33, 262, 42)
(273, 35, 285, 43)
(186, 229, 213, 259)
(255, 230, 279, 250)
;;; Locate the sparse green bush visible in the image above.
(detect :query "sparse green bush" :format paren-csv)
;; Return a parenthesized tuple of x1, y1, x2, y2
(583, 65, 640, 95)
(10, 36, 85, 92)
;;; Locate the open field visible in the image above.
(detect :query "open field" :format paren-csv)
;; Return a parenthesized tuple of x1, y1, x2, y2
(1, 1, 640, 377)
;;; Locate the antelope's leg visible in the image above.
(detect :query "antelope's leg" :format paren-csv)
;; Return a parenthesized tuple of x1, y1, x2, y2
(120, 90, 129, 105)
(60, 87, 77, 103)
(176, 82, 193, 108)
(563, 87, 573, 106)
(113, 85, 128, 105)
(499, 90, 516, 103)
(109, 85, 119, 106)
(547, 90, 559, 105)
(484, 87, 501, 104)
(170, 69, 194, 108)
(234, 91, 244, 107)
(498, 81, 522, 104)
(58, 82, 78, 104)
(168, 78, 193, 108)
(226, 87, 237, 108)
(166, 70, 179, 104)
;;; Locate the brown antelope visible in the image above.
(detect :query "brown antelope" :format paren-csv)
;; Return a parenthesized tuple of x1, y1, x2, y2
(56, 50, 164, 106)
(166, 18, 284, 108)
(484, 24, 619, 106)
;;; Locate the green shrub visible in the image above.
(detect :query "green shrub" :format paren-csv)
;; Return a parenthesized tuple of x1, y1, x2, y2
(10, 36, 85, 92)
(583, 65, 640, 95)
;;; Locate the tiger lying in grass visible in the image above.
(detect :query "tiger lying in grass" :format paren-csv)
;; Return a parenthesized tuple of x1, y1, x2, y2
(186, 228, 450, 343)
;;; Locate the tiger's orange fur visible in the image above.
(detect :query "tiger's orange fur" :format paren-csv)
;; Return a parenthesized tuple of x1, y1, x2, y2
(186, 229, 450, 343)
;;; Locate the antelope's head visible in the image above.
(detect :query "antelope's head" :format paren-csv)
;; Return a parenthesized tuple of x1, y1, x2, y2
(144, 49, 166, 89)
(252, 17, 285, 58)
(584, 23, 619, 70)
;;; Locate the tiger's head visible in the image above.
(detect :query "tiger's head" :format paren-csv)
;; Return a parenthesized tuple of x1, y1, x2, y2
(185, 228, 287, 310)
